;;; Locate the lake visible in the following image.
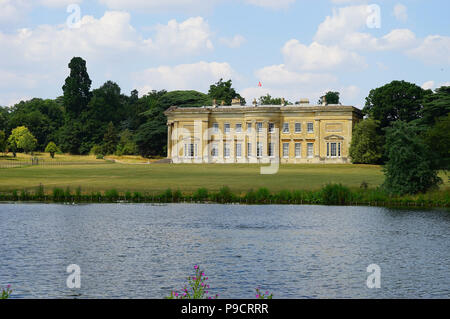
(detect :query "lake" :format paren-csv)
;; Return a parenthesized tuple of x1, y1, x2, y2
(0, 203, 449, 299)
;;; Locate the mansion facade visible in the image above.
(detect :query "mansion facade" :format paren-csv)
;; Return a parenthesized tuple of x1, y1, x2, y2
(164, 99, 362, 164)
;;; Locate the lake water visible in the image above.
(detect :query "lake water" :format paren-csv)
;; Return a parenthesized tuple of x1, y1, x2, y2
(0, 203, 449, 299)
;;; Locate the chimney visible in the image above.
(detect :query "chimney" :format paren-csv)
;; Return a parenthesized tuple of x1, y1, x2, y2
(231, 98, 241, 106)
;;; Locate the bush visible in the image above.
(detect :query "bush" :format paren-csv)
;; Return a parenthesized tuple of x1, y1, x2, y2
(90, 145, 104, 156)
(193, 188, 209, 202)
(321, 184, 352, 205)
(52, 188, 65, 201)
(105, 189, 119, 201)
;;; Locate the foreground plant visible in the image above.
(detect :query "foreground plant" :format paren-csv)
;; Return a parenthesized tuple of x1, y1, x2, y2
(167, 265, 274, 299)
(255, 287, 273, 299)
(167, 265, 218, 299)
(1, 285, 12, 299)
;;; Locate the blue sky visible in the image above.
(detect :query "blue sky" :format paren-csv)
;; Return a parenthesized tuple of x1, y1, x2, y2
(0, 0, 449, 109)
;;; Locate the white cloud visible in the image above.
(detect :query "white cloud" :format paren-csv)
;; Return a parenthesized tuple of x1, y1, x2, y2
(421, 81, 435, 90)
(99, 0, 297, 11)
(282, 40, 367, 71)
(219, 35, 246, 48)
(0, 0, 30, 23)
(133, 61, 236, 94)
(393, 4, 408, 22)
(146, 17, 214, 55)
(408, 35, 450, 65)
(244, 0, 296, 9)
(0, 12, 215, 67)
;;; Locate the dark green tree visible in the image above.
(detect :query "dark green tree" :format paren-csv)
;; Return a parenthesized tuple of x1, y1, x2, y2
(423, 114, 450, 170)
(349, 118, 384, 164)
(62, 57, 92, 118)
(363, 80, 431, 130)
(116, 129, 137, 156)
(7, 98, 64, 150)
(383, 121, 441, 195)
(102, 122, 118, 155)
(318, 91, 340, 105)
(418, 86, 450, 126)
(208, 79, 246, 105)
(0, 130, 6, 154)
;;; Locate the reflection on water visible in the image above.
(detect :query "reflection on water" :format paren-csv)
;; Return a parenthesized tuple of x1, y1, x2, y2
(0, 204, 449, 299)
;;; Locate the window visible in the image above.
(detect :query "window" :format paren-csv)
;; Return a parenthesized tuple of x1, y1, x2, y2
(235, 123, 242, 133)
(211, 143, 218, 157)
(307, 122, 314, 133)
(307, 143, 314, 158)
(295, 143, 301, 158)
(247, 142, 252, 157)
(257, 142, 263, 157)
(268, 123, 275, 133)
(327, 142, 342, 158)
(236, 143, 242, 158)
(268, 143, 274, 157)
(224, 123, 231, 134)
(185, 143, 197, 158)
(224, 143, 231, 158)
(283, 122, 290, 133)
(212, 123, 219, 134)
(257, 122, 263, 133)
(247, 123, 252, 134)
(295, 123, 301, 133)
(283, 143, 289, 158)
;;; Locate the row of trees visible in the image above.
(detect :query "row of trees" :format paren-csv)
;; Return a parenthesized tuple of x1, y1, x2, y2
(350, 81, 449, 195)
(0, 58, 249, 158)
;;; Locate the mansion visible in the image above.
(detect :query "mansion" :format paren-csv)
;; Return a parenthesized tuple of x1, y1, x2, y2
(164, 99, 362, 164)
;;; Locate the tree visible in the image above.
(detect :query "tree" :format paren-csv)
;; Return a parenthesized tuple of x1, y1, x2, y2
(418, 86, 450, 126)
(8, 126, 37, 155)
(383, 121, 441, 195)
(318, 91, 340, 105)
(349, 118, 384, 164)
(102, 122, 118, 155)
(7, 98, 64, 150)
(258, 94, 291, 105)
(116, 130, 137, 156)
(0, 130, 6, 154)
(62, 57, 92, 118)
(423, 114, 450, 170)
(363, 81, 430, 130)
(45, 142, 59, 158)
(208, 79, 246, 105)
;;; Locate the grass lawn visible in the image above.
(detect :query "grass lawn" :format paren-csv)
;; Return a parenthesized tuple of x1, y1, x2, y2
(0, 154, 448, 194)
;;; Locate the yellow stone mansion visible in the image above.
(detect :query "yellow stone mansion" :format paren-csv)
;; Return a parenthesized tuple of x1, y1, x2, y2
(164, 99, 362, 164)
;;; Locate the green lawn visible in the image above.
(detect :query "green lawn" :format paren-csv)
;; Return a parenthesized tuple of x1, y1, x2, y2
(0, 162, 448, 194)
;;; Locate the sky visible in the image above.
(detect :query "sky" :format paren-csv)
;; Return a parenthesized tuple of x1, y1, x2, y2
(0, 0, 449, 109)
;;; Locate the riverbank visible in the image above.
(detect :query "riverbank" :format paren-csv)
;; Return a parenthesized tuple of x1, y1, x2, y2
(0, 184, 448, 208)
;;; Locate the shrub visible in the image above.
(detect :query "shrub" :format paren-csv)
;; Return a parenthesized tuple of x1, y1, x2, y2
(52, 188, 65, 202)
(256, 188, 271, 203)
(105, 189, 119, 201)
(321, 184, 352, 205)
(193, 188, 209, 202)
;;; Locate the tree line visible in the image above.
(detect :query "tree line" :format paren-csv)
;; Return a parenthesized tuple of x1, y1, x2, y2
(0, 57, 247, 158)
(349, 81, 449, 195)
